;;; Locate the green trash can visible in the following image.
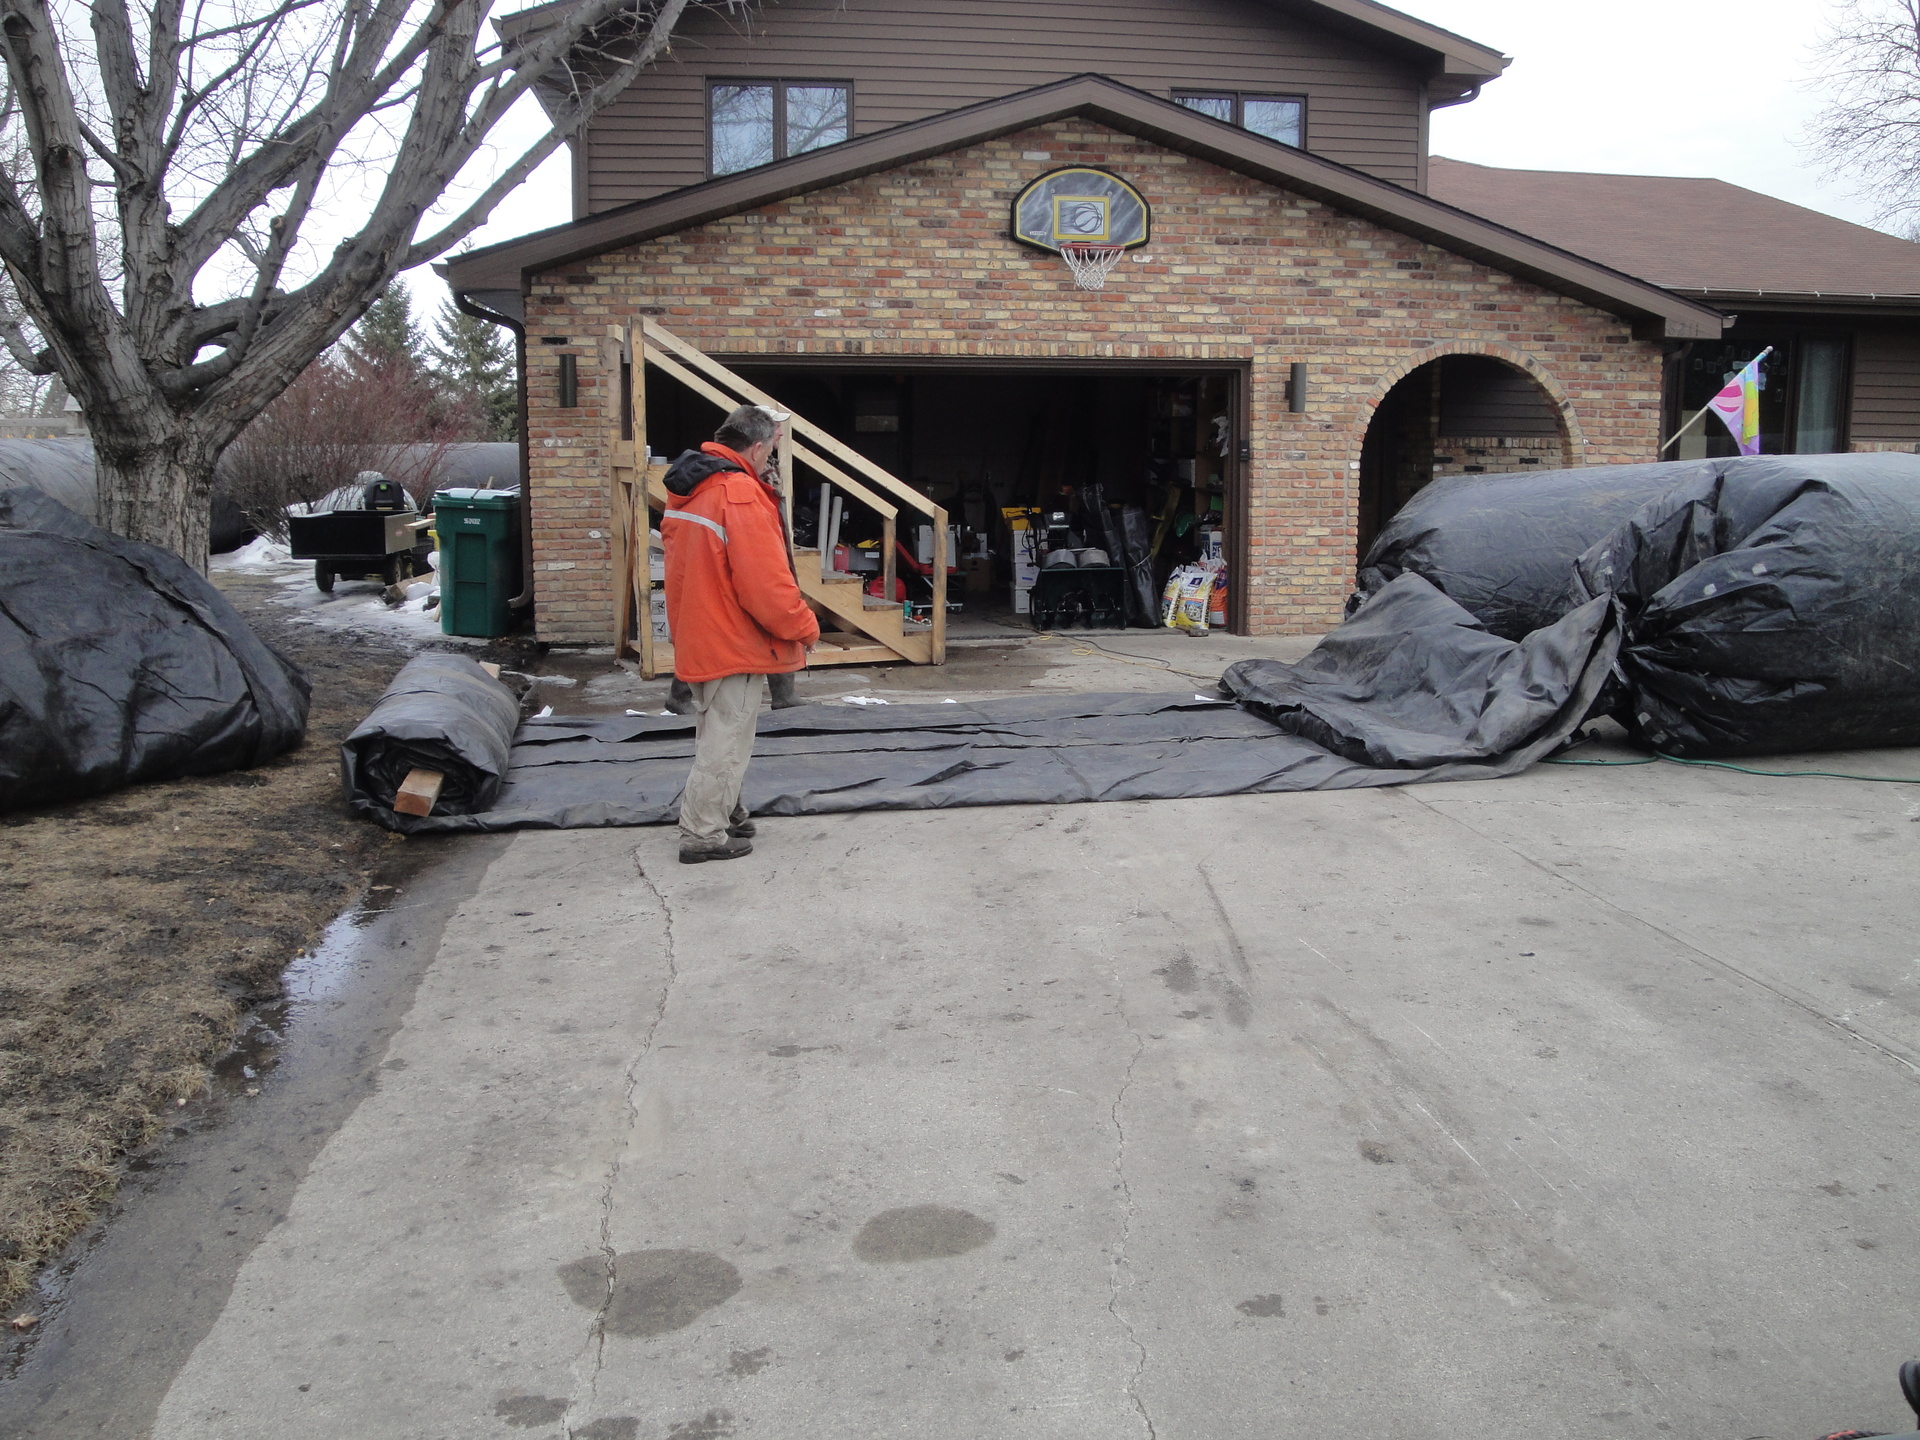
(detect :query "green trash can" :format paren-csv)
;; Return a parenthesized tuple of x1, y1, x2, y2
(434, 489, 522, 638)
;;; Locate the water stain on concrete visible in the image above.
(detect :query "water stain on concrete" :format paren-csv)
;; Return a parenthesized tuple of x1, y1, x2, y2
(1359, 1140, 1394, 1164)
(666, 1409, 736, 1438)
(1156, 955, 1199, 994)
(1236, 1294, 1286, 1318)
(574, 1419, 640, 1440)
(493, 1394, 569, 1426)
(727, 1347, 772, 1377)
(557, 1249, 743, 1337)
(852, 1205, 995, 1262)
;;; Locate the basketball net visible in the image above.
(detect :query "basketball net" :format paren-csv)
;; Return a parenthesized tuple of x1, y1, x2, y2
(1058, 243, 1126, 291)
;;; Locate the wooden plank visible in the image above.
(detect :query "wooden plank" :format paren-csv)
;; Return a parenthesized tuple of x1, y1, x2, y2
(805, 642, 910, 667)
(394, 768, 445, 818)
(644, 321, 932, 519)
(930, 504, 948, 664)
(639, 341, 900, 518)
(479, 662, 501, 679)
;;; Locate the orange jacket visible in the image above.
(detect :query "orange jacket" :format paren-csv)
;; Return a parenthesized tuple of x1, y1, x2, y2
(661, 442, 819, 682)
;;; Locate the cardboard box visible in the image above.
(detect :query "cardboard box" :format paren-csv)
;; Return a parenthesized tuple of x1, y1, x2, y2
(1012, 584, 1032, 615)
(961, 556, 994, 594)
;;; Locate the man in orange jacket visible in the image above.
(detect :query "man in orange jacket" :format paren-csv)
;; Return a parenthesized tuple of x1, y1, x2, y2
(661, 404, 821, 863)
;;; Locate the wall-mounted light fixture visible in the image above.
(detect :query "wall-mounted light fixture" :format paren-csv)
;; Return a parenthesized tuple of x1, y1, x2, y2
(558, 353, 578, 408)
(1288, 362, 1309, 414)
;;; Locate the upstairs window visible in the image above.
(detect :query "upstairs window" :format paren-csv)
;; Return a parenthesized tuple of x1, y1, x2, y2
(1174, 91, 1305, 148)
(709, 81, 851, 177)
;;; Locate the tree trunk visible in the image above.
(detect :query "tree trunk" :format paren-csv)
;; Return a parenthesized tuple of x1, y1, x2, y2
(92, 413, 216, 573)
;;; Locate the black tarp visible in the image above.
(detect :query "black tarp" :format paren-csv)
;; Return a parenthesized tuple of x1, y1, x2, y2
(341, 653, 521, 826)
(1353, 460, 1705, 639)
(0, 487, 311, 811)
(347, 575, 1617, 833)
(1569, 453, 1920, 756)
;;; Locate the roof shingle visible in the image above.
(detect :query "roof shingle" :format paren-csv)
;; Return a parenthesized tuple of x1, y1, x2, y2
(1428, 157, 1920, 298)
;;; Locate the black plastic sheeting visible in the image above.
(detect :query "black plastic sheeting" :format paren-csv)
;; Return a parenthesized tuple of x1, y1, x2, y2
(1358, 451, 1920, 757)
(346, 575, 1615, 834)
(341, 653, 521, 826)
(0, 487, 311, 811)
(1569, 454, 1920, 756)
(1353, 459, 1714, 639)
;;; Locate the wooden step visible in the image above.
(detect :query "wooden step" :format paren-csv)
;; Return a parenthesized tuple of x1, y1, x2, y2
(807, 634, 908, 666)
(792, 550, 865, 583)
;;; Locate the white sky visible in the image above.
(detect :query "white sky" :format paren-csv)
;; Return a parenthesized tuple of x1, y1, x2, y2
(408, 0, 1886, 313)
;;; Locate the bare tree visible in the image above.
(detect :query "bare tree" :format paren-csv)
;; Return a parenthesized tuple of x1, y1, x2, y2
(1810, 0, 1920, 232)
(0, 0, 704, 565)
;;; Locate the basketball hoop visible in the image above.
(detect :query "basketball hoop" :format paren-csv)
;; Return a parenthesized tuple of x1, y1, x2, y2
(1058, 243, 1127, 291)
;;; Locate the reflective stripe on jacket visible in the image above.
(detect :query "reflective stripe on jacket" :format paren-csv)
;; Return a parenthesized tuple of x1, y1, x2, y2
(661, 442, 819, 683)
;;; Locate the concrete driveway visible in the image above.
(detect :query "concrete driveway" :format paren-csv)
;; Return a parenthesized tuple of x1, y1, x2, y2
(6, 707, 1919, 1438)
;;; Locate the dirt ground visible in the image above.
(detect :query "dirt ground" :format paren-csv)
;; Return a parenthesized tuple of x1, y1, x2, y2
(0, 572, 523, 1315)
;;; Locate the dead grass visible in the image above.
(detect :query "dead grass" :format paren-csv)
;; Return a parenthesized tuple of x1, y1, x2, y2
(0, 574, 418, 1311)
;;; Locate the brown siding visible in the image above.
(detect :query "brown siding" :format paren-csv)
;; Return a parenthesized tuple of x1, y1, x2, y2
(582, 0, 1427, 212)
(524, 118, 1665, 645)
(1851, 323, 1920, 444)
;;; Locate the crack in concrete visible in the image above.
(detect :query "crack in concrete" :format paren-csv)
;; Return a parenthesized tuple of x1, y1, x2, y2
(1106, 983, 1158, 1440)
(564, 853, 682, 1438)
(1396, 788, 1920, 1079)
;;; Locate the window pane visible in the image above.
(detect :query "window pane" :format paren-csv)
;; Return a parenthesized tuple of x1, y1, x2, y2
(1176, 94, 1235, 122)
(711, 84, 774, 175)
(1793, 338, 1848, 454)
(1243, 97, 1303, 146)
(784, 85, 850, 156)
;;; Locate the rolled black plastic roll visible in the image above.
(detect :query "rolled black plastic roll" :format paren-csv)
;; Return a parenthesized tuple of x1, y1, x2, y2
(341, 652, 519, 829)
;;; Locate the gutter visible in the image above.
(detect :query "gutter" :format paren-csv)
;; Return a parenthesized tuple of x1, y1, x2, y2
(450, 288, 538, 612)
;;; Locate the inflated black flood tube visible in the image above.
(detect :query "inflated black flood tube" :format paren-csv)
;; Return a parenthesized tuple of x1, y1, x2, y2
(0, 486, 310, 810)
(341, 652, 521, 831)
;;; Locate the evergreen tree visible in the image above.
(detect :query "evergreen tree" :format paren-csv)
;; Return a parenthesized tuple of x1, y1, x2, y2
(428, 297, 518, 442)
(346, 282, 429, 377)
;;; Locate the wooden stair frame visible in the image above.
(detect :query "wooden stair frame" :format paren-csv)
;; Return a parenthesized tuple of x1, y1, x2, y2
(609, 319, 947, 678)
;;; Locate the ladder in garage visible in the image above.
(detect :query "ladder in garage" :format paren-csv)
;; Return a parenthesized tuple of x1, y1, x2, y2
(608, 319, 948, 678)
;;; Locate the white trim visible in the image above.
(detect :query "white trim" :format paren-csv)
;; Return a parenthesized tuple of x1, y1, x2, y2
(663, 510, 729, 544)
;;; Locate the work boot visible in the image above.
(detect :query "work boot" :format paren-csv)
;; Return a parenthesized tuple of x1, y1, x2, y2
(727, 812, 757, 839)
(679, 836, 753, 865)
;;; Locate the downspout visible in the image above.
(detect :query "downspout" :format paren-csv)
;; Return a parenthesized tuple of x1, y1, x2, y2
(453, 290, 536, 611)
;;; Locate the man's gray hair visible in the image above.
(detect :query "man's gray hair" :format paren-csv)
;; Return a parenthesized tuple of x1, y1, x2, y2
(715, 403, 784, 450)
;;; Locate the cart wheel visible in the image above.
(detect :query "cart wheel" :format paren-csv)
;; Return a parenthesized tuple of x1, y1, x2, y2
(383, 554, 407, 587)
(314, 562, 334, 593)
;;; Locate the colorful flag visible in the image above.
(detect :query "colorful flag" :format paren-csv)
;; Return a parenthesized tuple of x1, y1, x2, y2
(1705, 347, 1772, 456)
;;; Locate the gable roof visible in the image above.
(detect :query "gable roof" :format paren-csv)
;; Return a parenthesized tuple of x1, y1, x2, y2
(443, 74, 1718, 339)
(1429, 157, 1920, 308)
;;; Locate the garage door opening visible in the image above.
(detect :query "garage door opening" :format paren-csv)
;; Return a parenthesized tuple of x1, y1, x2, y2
(643, 361, 1246, 635)
(1357, 355, 1571, 557)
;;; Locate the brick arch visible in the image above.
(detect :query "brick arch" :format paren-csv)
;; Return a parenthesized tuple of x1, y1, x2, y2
(1354, 341, 1588, 461)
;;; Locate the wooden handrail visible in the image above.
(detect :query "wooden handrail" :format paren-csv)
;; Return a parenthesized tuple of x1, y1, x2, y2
(641, 318, 940, 523)
(639, 346, 900, 518)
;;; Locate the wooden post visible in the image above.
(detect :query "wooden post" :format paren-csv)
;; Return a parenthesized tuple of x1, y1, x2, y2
(817, 481, 831, 578)
(629, 322, 659, 678)
(778, 426, 794, 545)
(881, 515, 896, 610)
(930, 504, 948, 663)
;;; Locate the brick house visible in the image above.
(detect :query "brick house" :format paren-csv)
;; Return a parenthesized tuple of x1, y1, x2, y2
(444, 1, 1723, 649)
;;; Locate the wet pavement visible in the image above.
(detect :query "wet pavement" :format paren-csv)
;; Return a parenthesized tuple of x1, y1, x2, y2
(5, 649, 1920, 1438)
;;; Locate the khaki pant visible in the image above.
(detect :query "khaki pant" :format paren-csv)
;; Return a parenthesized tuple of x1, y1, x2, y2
(677, 672, 766, 846)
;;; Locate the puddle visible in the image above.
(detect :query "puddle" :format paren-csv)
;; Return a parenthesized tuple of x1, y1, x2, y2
(2, 838, 482, 1388)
